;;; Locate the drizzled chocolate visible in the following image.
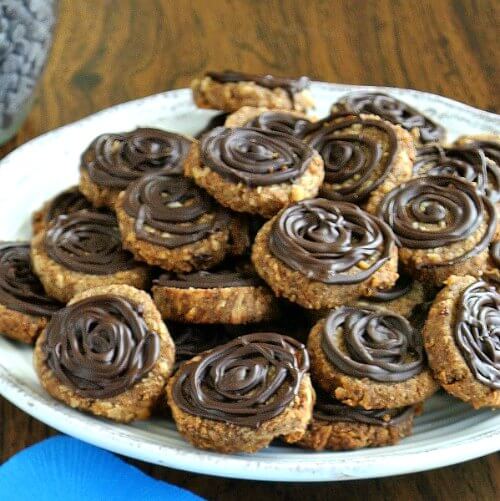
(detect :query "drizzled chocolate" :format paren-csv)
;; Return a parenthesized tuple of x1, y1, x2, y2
(333, 92, 445, 143)
(245, 112, 311, 137)
(491, 242, 500, 268)
(81, 128, 192, 189)
(0, 242, 61, 317)
(321, 306, 425, 382)
(455, 281, 499, 389)
(268, 199, 395, 284)
(172, 332, 309, 427)
(303, 114, 398, 203)
(45, 211, 137, 275)
(122, 173, 230, 248)
(314, 389, 414, 426)
(370, 273, 413, 302)
(43, 295, 160, 398)
(200, 127, 315, 187)
(45, 187, 94, 223)
(461, 139, 500, 165)
(378, 176, 497, 265)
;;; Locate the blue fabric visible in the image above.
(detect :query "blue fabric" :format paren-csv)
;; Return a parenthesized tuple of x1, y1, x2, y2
(0, 435, 204, 501)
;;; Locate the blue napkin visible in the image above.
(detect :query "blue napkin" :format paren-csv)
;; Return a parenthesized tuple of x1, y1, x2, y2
(0, 435, 204, 501)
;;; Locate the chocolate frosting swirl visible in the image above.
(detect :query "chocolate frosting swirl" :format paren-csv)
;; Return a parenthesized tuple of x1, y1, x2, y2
(333, 92, 445, 143)
(122, 173, 230, 248)
(200, 127, 315, 187)
(0, 242, 62, 317)
(303, 114, 398, 202)
(81, 128, 192, 189)
(369, 273, 413, 302)
(45, 187, 94, 223)
(491, 242, 500, 268)
(268, 199, 395, 284)
(463, 139, 500, 165)
(43, 294, 160, 398)
(245, 112, 311, 137)
(172, 332, 309, 427)
(321, 306, 425, 382)
(378, 176, 497, 264)
(45, 211, 137, 275)
(455, 281, 500, 389)
(314, 389, 414, 425)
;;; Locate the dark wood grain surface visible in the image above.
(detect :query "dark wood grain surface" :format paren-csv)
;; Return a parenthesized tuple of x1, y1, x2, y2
(1, 1, 499, 499)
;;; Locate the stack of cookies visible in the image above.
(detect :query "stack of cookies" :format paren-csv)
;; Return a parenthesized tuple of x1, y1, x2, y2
(0, 70, 498, 454)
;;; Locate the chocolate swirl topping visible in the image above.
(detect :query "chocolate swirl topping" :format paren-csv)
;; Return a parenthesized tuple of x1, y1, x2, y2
(268, 199, 395, 284)
(321, 306, 425, 382)
(455, 281, 500, 389)
(491, 242, 500, 268)
(245, 112, 311, 137)
(378, 176, 497, 265)
(201, 127, 315, 187)
(172, 332, 309, 427)
(81, 128, 192, 189)
(43, 295, 160, 398)
(314, 389, 414, 425)
(463, 139, 500, 165)
(369, 273, 413, 302)
(333, 92, 445, 143)
(45, 211, 137, 275)
(122, 173, 230, 248)
(0, 242, 62, 317)
(45, 187, 94, 223)
(303, 114, 398, 202)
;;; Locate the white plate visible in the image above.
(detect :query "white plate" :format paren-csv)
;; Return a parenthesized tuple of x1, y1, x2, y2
(0, 83, 499, 482)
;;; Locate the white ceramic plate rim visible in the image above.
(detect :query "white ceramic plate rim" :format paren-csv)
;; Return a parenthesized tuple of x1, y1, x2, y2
(0, 82, 499, 482)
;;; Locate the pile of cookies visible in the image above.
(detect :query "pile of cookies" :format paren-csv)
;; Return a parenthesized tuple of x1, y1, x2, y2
(0, 70, 498, 454)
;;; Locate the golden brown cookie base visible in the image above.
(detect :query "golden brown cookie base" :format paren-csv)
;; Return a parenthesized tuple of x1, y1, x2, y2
(167, 371, 314, 453)
(34, 285, 175, 422)
(31, 231, 150, 303)
(79, 168, 120, 209)
(184, 144, 324, 218)
(251, 217, 399, 309)
(151, 284, 278, 324)
(224, 106, 311, 128)
(0, 304, 48, 344)
(423, 275, 500, 408)
(307, 318, 438, 409)
(191, 77, 315, 113)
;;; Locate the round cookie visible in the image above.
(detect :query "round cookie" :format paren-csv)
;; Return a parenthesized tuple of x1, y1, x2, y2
(251, 198, 398, 309)
(422, 275, 499, 408)
(166, 332, 314, 453)
(151, 265, 278, 324)
(115, 173, 238, 272)
(184, 126, 324, 218)
(378, 175, 497, 286)
(308, 306, 438, 409)
(79, 127, 193, 209)
(224, 106, 313, 136)
(32, 186, 95, 235)
(34, 284, 175, 422)
(302, 113, 415, 213)
(31, 210, 149, 303)
(291, 388, 416, 451)
(331, 91, 446, 144)
(0, 242, 62, 343)
(191, 70, 314, 113)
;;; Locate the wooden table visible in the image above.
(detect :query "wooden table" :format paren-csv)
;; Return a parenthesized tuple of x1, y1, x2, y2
(1, 1, 498, 499)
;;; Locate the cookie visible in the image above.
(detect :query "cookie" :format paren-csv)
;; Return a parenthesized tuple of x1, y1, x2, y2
(191, 70, 314, 113)
(184, 127, 324, 218)
(378, 176, 497, 286)
(151, 265, 278, 324)
(115, 173, 238, 272)
(166, 332, 314, 453)
(79, 128, 193, 209)
(34, 284, 175, 422)
(31, 210, 149, 303)
(308, 306, 438, 409)
(302, 113, 415, 213)
(32, 186, 95, 235)
(292, 388, 416, 451)
(422, 275, 499, 408)
(224, 106, 312, 136)
(251, 199, 398, 309)
(0, 242, 62, 343)
(331, 91, 446, 144)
